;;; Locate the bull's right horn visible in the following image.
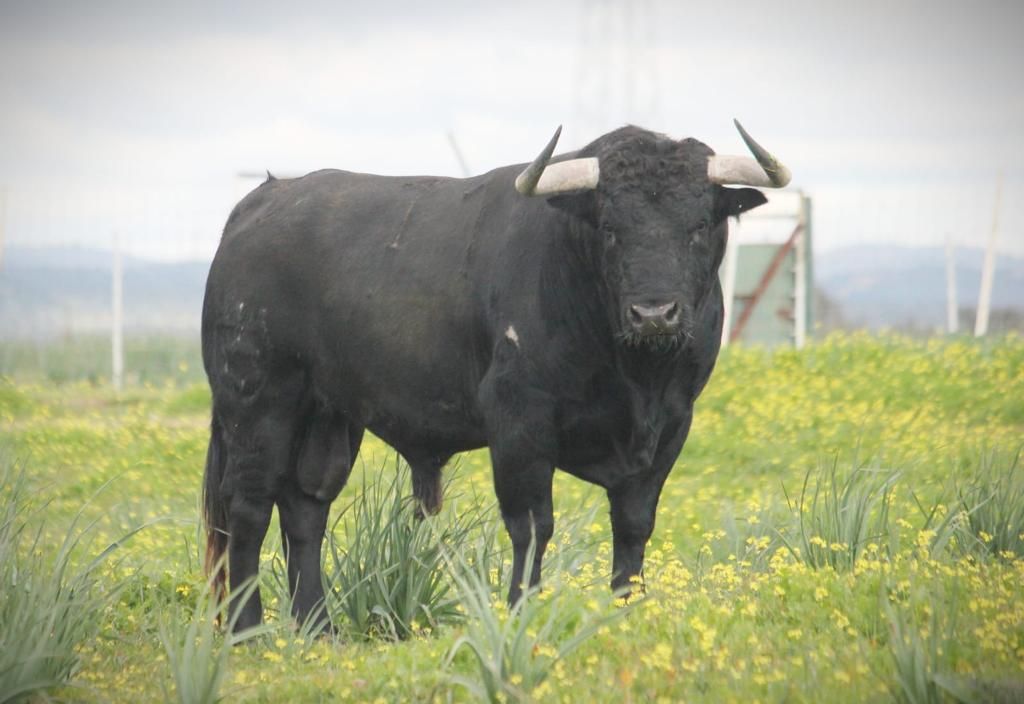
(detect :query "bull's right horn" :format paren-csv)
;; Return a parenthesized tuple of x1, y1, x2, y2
(707, 119, 791, 188)
(516, 126, 600, 197)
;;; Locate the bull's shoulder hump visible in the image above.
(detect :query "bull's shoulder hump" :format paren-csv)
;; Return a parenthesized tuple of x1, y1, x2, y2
(297, 169, 462, 187)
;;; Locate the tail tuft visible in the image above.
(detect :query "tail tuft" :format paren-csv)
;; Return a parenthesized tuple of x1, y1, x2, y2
(203, 415, 229, 608)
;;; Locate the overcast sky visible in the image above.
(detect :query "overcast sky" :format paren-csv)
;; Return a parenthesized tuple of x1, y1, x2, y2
(1, 0, 1022, 260)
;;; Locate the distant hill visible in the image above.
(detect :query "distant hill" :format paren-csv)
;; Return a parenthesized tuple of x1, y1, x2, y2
(816, 245, 1024, 332)
(1, 244, 1022, 340)
(1, 247, 208, 340)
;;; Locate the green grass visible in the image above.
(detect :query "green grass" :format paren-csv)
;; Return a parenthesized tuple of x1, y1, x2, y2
(322, 461, 484, 641)
(443, 545, 632, 703)
(0, 331, 1022, 702)
(779, 458, 900, 571)
(0, 334, 204, 386)
(883, 586, 964, 704)
(955, 449, 1024, 561)
(158, 570, 272, 704)
(0, 461, 137, 703)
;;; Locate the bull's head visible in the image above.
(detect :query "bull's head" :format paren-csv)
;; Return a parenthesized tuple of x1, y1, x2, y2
(516, 121, 789, 351)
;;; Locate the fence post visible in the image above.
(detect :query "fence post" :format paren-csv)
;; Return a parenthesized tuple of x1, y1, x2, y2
(112, 234, 124, 391)
(793, 195, 808, 349)
(720, 234, 739, 348)
(945, 233, 958, 334)
(974, 175, 1002, 337)
(0, 186, 7, 270)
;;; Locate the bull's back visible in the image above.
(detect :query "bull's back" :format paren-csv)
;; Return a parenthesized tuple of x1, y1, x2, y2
(205, 170, 502, 450)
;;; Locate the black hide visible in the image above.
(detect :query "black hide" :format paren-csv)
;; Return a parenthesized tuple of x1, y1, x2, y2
(201, 125, 767, 631)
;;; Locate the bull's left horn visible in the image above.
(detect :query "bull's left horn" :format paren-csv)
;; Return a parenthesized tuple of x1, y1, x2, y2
(707, 119, 791, 188)
(516, 126, 600, 197)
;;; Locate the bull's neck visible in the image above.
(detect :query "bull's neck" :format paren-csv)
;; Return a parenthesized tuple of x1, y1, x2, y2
(537, 214, 615, 354)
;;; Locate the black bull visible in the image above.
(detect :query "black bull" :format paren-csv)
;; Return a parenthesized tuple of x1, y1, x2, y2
(201, 122, 790, 632)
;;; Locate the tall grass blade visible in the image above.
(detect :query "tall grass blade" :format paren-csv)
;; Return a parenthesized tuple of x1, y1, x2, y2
(0, 458, 136, 703)
(779, 455, 899, 571)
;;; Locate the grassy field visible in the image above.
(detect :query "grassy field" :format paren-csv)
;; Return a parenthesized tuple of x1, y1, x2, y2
(1, 333, 1023, 703)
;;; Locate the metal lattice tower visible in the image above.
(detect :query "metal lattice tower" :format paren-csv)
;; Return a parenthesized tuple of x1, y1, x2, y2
(572, 0, 661, 141)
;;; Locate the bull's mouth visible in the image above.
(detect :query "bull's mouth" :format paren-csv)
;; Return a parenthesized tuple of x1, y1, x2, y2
(615, 329, 690, 353)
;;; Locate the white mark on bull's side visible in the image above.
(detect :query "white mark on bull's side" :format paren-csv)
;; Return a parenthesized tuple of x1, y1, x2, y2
(505, 325, 520, 348)
(238, 302, 245, 312)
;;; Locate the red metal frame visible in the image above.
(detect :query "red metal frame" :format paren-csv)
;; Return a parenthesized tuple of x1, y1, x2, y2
(729, 223, 804, 342)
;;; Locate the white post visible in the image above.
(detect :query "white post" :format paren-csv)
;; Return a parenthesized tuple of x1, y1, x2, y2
(0, 186, 7, 270)
(974, 176, 1002, 337)
(944, 233, 958, 334)
(112, 234, 124, 391)
(720, 234, 739, 347)
(793, 197, 807, 349)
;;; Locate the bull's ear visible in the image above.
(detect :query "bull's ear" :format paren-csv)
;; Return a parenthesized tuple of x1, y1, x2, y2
(547, 192, 599, 227)
(716, 187, 767, 222)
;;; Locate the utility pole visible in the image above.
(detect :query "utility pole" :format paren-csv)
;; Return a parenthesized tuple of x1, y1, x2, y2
(573, 0, 659, 139)
(0, 186, 7, 270)
(974, 175, 1002, 337)
(112, 233, 124, 391)
(944, 233, 958, 334)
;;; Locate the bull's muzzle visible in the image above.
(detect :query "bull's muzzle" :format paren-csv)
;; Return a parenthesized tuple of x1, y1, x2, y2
(628, 301, 681, 337)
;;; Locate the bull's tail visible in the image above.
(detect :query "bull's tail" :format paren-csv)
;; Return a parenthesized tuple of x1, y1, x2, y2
(203, 414, 229, 607)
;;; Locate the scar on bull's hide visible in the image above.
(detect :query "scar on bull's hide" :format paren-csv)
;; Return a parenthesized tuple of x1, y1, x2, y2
(505, 325, 520, 348)
(388, 197, 418, 250)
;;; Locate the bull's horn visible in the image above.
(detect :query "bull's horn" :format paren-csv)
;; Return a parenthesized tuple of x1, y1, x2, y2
(707, 119, 791, 188)
(515, 126, 600, 196)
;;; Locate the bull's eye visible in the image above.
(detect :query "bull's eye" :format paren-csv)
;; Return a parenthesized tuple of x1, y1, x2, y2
(689, 219, 709, 244)
(602, 225, 616, 247)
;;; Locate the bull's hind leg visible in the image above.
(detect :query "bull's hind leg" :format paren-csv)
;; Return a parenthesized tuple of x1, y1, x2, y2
(210, 309, 307, 632)
(219, 402, 303, 632)
(276, 488, 333, 632)
(280, 411, 363, 631)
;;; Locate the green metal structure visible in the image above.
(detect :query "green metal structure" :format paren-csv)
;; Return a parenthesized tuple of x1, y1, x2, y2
(721, 192, 813, 348)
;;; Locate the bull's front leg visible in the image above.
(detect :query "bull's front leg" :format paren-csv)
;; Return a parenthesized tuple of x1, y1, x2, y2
(607, 411, 692, 594)
(480, 358, 557, 607)
(492, 451, 555, 607)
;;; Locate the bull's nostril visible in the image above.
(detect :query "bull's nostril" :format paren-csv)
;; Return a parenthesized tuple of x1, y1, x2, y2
(629, 305, 644, 325)
(664, 302, 680, 324)
(628, 302, 681, 335)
